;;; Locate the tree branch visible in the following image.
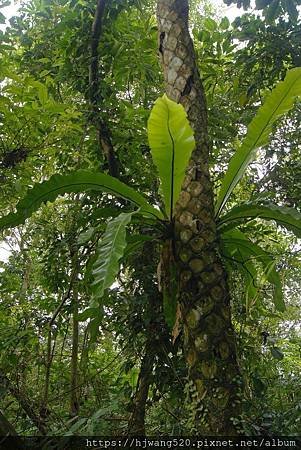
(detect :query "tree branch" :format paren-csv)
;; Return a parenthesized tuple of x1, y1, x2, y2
(89, 0, 119, 178)
(0, 371, 48, 435)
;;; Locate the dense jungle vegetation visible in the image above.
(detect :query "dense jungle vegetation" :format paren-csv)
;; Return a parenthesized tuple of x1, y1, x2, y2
(0, 0, 300, 442)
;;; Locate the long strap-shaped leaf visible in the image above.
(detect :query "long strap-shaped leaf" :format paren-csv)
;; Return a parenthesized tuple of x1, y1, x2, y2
(216, 67, 301, 217)
(220, 238, 258, 311)
(218, 202, 301, 237)
(221, 229, 285, 312)
(148, 94, 195, 219)
(0, 171, 162, 230)
(91, 211, 135, 298)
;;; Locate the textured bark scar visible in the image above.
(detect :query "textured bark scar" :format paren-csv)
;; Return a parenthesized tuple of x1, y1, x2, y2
(159, 31, 165, 54)
(182, 74, 193, 96)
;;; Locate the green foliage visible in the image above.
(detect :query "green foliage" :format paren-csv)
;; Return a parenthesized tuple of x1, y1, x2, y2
(148, 94, 195, 219)
(218, 202, 301, 237)
(0, 171, 162, 231)
(221, 229, 285, 311)
(92, 211, 136, 299)
(224, 0, 301, 21)
(221, 235, 258, 310)
(216, 67, 301, 217)
(270, 346, 284, 359)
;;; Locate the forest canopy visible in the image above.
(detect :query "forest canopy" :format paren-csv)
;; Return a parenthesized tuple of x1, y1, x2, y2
(0, 0, 300, 443)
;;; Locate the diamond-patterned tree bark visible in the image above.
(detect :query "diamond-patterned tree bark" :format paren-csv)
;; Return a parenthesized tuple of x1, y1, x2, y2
(157, 0, 242, 435)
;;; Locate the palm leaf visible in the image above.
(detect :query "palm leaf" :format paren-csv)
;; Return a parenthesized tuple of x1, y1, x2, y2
(218, 202, 301, 237)
(92, 211, 135, 298)
(221, 229, 285, 311)
(148, 94, 195, 219)
(0, 171, 162, 231)
(216, 67, 301, 217)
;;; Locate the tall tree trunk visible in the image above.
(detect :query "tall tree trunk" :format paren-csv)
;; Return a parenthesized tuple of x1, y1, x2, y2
(40, 327, 55, 421)
(157, 0, 242, 435)
(127, 244, 161, 435)
(40, 269, 75, 420)
(70, 247, 80, 417)
(0, 410, 18, 437)
(0, 410, 24, 449)
(89, 0, 119, 177)
(127, 340, 155, 436)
